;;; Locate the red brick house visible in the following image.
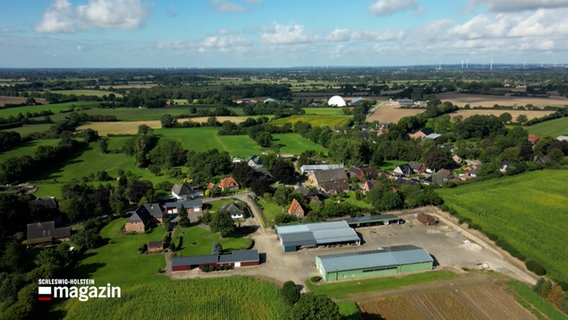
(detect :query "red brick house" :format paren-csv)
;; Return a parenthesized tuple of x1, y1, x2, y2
(148, 241, 163, 253)
(528, 134, 541, 145)
(219, 177, 239, 191)
(356, 167, 380, 181)
(288, 198, 305, 219)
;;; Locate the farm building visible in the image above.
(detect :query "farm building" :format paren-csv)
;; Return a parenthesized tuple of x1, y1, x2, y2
(315, 245, 433, 281)
(275, 220, 360, 252)
(171, 249, 259, 271)
(345, 214, 404, 228)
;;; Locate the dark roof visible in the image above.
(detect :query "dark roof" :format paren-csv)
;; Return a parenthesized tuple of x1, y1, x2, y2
(219, 249, 259, 263)
(171, 184, 190, 196)
(280, 231, 317, 247)
(313, 168, 348, 183)
(137, 203, 163, 219)
(148, 241, 163, 249)
(26, 221, 70, 240)
(296, 186, 318, 197)
(345, 214, 402, 225)
(394, 164, 412, 175)
(220, 203, 244, 216)
(408, 161, 424, 171)
(172, 249, 259, 267)
(420, 128, 434, 135)
(164, 199, 203, 209)
(29, 197, 58, 210)
(319, 180, 350, 193)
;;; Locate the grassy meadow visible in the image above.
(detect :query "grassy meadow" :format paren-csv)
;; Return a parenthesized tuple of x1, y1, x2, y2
(437, 170, 568, 284)
(270, 114, 352, 127)
(301, 107, 345, 116)
(64, 219, 289, 320)
(48, 89, 122, 97)
(272, 133, 328, 155)
(527, 117, 568, 137)
(0, 101, 98, 118)
(0, 139, 60, 161)
(0, 123, 54, 136)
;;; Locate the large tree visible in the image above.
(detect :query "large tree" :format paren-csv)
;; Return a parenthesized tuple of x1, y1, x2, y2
(290, 293, 341, 320)
(210, 210, 235, 237)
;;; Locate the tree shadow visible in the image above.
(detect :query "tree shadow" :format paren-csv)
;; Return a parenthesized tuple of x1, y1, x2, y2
(232, 225, 259, 237)
(74, 262, 106, 278)
(357, 312, 385, 320)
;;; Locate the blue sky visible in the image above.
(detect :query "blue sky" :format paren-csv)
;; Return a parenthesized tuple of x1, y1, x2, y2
(2, 0, 568, 68)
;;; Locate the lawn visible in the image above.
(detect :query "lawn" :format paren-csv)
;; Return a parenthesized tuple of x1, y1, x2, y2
(305, 270, 456, 299)
(74, 218, 167, 285)
(330, 191, 373, 209)
(64, 219, 289, 320)
(173, 225, 253, 256)
(437, 170, 568, 285)
(156, 127, 261, 158)
(270, 115, 352, 127)
(337, 301, 364, 320)
(257, 197, 285, 226)
(272, 133, 328, 155)
(527, 117, 568, 137)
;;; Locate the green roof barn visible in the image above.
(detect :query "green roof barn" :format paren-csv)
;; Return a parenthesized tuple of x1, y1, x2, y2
(315, 245, 433, 281)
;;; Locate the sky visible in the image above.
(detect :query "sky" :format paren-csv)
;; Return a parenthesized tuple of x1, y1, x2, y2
(1, 0, 568, 68)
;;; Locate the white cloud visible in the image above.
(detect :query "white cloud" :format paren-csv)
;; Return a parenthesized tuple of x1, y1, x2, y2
(2, 27, 11, 33)
(326, 28, 351, 42)
(369, 0, 416, 16)
(156, 35, 252, 53)
(76, 0, 148, 29)
(351, 30, 405, 41)
(472, 0, 568, 12)
(260, 23, 315, 45)
(211, 0, 247, 12)
(35, 0, 148, 33)
(35, 0, 76, 33)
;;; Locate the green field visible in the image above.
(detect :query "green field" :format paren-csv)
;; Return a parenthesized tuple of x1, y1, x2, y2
(157, 127, 260, 158)
(174, 225, 253, 256)
(62, 218, 289, 320)
(0, 123, 54, 136)
(272, 133, 328, 155)
(0, 101, 98, 118)
(305, 270, 456, 299)
(507, 281, 567, 320)
(437, 170, 568, 284)
(0, 139, 60, 161)
(270, 115, 352, 127)
(49, 89, 122, 97)
(527, 117, 568, 137)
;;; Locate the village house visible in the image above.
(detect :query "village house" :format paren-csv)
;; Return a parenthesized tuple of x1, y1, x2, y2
(307, 168, 349, 194)
(219, 177, 239, 192)
(220, 203, 245, 220)
(300, 164, 344, 175)
(288, 198, 305, 219)
(409, 128, 434, 140)
(356, 167, 380, 181)
(171, 183, 203, 200)
(393, 164, 413, 177)
(147, 241, 164, 253)
(408, 161, 425, 174)
(26, 221, 71, 245)
(360, 179, 377, 193)
(528, 134, 541, 146)
(164, 199, 203, 223)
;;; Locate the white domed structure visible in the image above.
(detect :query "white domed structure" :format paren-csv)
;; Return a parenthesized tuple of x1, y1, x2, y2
(327, 95, 346, 107)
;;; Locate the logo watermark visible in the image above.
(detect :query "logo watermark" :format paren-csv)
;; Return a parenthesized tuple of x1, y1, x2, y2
(37, 279, 121, 302)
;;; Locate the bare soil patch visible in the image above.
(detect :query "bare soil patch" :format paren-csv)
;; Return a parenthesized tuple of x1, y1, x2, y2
(77, 116, 249, 135)
(366, 101, 423, 123)
(357, 280, 536, 320)
(437, 92, 568, 108)
(0, 96, 47, 107)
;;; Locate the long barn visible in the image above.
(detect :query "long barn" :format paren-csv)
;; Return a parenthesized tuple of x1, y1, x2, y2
(275, 220, 360, 252)
(171, 249, 259, 271)
(315, 245, 433, 281)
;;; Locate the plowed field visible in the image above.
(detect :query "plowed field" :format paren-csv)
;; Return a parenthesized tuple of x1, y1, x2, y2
(358, 283, 535, 320)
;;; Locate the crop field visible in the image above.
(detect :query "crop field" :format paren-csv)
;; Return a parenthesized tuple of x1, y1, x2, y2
(0, 101, 98, 118)
(527, 117, 568, 137)
(64, 276, 290, 320)
(367, 101, 554, 124)
(64, 218, 289, 320)
(437, 92, 568, 108)
(507, 281, 568, 320)
(156, 127, 260, 157)
(174, 225, 253, 256)
(0, 95, 47, 106)
(270, 114, 352, 127)
(357, 284, 535, 320)
(301, 107, 345, 116)
(436, 170, 568, 285)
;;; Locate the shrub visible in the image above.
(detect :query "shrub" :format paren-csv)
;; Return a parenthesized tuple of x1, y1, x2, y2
(281, 281, 300, 305)
(310, 276, 322, 283)
(557, 293, 568, 315)
(526, 260, 547, 276)
(533, 278, 552, 297)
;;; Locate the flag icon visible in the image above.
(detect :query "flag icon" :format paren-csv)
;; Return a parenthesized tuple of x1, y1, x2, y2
(38, 286, 52, 301)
